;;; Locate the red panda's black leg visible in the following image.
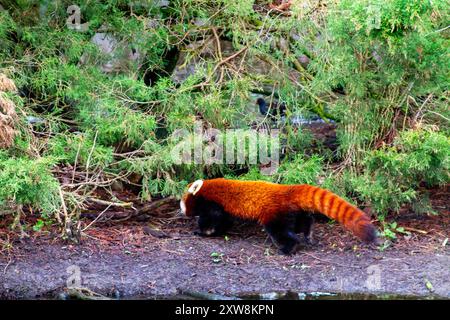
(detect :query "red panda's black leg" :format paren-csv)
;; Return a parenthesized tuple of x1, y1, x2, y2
(196, 202, 233, 237)
(294, 213, 314, 245)
(197, 211, 233, 236)
(264, 217, 301, 255)
(188, 196, 233, 237)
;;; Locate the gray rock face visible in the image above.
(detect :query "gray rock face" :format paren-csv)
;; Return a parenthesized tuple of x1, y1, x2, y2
(91, 33, 118, 56)
(171, 37, 234, 84)
(80, 32, 142, 75)
(171, 36, 302, 88)
(297, 54, 310, 68)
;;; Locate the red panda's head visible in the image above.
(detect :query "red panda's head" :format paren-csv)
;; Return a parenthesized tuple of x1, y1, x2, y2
(180, 179, 204, 216)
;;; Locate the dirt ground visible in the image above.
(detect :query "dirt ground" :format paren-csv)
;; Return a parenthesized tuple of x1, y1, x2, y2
(1, 197, 449, 300)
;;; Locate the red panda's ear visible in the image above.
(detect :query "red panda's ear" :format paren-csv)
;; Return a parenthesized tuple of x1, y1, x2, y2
(188, 179, 203, 195)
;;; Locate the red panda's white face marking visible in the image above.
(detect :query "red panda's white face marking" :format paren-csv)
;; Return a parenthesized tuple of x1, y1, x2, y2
(180, 180, 203, 216)
(188, 179, 203, 195)
(180, 199, 187, 214)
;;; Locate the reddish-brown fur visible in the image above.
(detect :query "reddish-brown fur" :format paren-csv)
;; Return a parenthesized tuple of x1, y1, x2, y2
(183, 178, 377, 243)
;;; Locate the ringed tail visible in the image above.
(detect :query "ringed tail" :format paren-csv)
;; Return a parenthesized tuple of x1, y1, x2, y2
(295, 185, 377, 243)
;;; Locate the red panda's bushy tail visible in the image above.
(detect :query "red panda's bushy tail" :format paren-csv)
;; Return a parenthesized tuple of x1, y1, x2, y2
(295, 185, 377, 243)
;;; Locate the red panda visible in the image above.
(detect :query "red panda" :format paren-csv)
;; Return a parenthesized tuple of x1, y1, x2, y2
(181, 178, 377, 254)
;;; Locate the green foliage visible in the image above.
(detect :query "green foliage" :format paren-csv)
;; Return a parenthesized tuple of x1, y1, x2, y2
(316, 0, 448, 95)
(0, 11, 17, 55)
(32, 217, 52, 232)
(345, 171, 416, 216)
(48, 133, 114, 168)
(0, 0, 448, 230)
(221, 0, 255, 19)
(347, 128, 449, 215)
(234, 167, 274, 182)
(285, 126, 314, 155)
(0, 154, 60, 215)
(77, 98, 157, 147)
(31, 57, 82, 99)
(311, 0, 449, 162)
(366, 128, 450, 186)
(277, 155, 324, 185)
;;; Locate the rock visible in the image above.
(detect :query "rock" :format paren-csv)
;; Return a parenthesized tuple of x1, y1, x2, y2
(171, 37, 302, 88)
(193, 18, 209, 27)
(129, 0, 169, 10)
(80, 32, 142, 75)
(111, 180, 124, 192)
(372, 50, 383, 63)
(26, 116, 45, 125)
(171, 37, 233, 84)
(297, 54, 310, 68)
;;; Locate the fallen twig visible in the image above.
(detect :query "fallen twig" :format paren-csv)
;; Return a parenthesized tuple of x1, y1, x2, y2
(2, 257, 12, 274)
(403, 227, 428, 235)
(137, 197, 178, 215)
(63, 287, 111, 300)
(81, 204, 113, 232)
(87, 197, 134, 208)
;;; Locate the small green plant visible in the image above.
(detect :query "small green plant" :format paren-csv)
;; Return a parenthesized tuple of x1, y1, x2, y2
(210, 252, 224, 263)
(378, 221, 411, 251)
(380, 222, 410, 241)
(233, 167, 274, 182)
(424, 278, 434, 293)
(32, 219, 45, 232)
(32, 216, 52, 232)
(378, 240, 391, 252)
